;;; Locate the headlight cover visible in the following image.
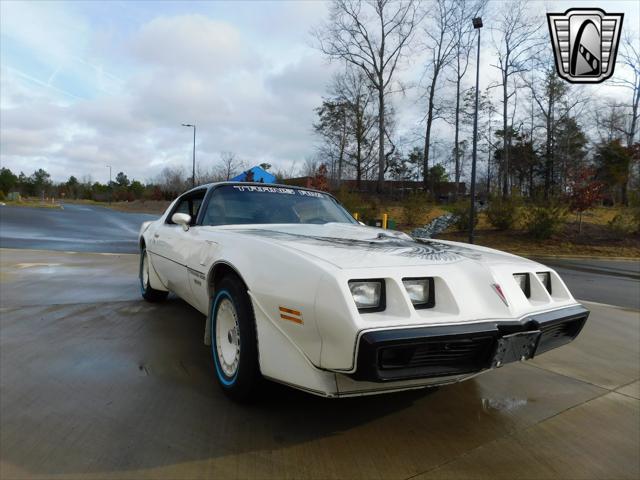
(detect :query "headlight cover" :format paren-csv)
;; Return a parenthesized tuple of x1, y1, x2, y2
(536, 272, 552, 294)
(349, 280, 384, 312)
(513, 273, 531, 298)
(402, 277, 435, 309)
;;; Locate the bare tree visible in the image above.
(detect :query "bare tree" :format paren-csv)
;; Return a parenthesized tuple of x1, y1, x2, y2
(217, 151, 244, 181)
(612, 30, 640, 147)
(448, 0, 486, 199)
(610, 30, 640, 204)
(303, 155, 320, 177)
(156, 166, 188, 195)
(338, 68, 378, 186)
(316, 0, 420, 191)
(594, 99, 629, 142)
(420, 0, 459, 191)
(314, 93, 349, 185)
(522, 63, 586, 198)
(315, 67, 377, 187)
(490, 0, 543, 197)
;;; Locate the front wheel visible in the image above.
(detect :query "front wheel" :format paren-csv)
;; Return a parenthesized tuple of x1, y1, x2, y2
(139, 248, 168, 302)
(211, 276, 260, 401)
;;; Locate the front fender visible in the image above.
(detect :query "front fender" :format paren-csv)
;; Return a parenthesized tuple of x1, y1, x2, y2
(203, 234, 337, 367)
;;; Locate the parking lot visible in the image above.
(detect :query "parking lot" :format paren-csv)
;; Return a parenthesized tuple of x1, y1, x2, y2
(1, 205, 639, 479)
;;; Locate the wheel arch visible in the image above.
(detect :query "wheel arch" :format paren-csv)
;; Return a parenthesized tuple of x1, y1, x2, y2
(207, 260, 250, 298)
(204, 260, 251, 347)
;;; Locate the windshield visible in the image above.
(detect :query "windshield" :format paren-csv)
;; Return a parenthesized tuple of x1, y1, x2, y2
(201, 185, 357, 226)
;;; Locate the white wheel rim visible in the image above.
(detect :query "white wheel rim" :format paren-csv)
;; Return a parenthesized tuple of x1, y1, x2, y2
(142, 252, 149, 287)
(215, 298, 240, 378)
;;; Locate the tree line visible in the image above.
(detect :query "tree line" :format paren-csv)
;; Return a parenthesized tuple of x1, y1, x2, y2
(0, 153, 274, 202)
(312, 0, 639, 205)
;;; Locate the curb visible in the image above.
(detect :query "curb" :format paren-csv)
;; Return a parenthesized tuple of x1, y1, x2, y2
(521, 254, 639, 261)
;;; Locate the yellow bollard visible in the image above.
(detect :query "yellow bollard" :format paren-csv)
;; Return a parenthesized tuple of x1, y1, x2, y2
(382, 213, 388, 229)
(354, 212, 359, 221)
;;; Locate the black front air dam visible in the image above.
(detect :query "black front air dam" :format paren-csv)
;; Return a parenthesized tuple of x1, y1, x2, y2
(352, 305, 589, 382)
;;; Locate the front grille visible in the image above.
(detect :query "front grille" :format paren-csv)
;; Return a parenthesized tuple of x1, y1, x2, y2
(353, 305, 589, 383)
(377, 335, 495, 378)
(537, 317, 586, 353)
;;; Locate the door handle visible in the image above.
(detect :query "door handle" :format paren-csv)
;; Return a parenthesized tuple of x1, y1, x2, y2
(154, 233, 160, 238)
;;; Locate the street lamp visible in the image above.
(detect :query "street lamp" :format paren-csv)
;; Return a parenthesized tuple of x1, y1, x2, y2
(182, 123, 196, 188)
(468, 17, 482, 244)
(106, 164, 112, 205)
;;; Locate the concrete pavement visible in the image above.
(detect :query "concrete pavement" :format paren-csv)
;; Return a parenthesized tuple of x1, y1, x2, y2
(0, 249, 638, 479)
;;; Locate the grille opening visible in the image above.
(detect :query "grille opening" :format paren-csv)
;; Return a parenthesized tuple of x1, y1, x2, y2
(537, 316, 586, 353)
(378, 335, 495, 376)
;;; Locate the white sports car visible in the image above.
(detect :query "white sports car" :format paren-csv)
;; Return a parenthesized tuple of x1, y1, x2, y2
(138, 182, 588, 400)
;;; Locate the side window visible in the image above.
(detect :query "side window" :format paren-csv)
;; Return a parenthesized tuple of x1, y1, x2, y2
(192, 197, 203, 221)
(173, 199, 190, 215)
(167, 189, 206, 225)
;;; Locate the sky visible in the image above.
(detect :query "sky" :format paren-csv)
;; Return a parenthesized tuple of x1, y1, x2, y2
(1, 0, 638, 184)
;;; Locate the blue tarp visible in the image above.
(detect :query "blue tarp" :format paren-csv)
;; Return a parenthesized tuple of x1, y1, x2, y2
(231, 166, 276, 184)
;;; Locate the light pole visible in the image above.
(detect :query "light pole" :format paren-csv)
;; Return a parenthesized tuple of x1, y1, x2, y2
(106, 164, 112, 205)
(468, 17, 482, 244)
(182, 123, 196, 188)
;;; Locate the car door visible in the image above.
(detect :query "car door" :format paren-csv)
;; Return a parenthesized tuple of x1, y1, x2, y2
(152, 189, 206, 301)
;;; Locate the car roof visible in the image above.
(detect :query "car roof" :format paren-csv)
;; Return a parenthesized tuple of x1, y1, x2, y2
(183, 181, 331, 197)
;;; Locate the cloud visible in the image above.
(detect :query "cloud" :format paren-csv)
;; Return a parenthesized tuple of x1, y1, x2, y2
(132, 14, 257, 75)
(0, 4, 340, 182)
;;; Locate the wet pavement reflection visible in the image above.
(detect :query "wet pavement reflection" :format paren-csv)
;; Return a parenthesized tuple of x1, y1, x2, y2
(0, 249, 638, 479)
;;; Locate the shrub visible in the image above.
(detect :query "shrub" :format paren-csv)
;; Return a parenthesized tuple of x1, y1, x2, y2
(335, 186, 378, 222)
(0, 190, 5, 201)
(450, 200, 478, 232)
(486, 197, 519, 230)
(402, 191, 431, 226)
(335, 186, 362, 215)
(608, 210, 640, 235)
(524, 204, 567, 240)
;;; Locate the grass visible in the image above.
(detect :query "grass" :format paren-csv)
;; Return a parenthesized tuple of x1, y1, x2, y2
(0, 198, 62, 209)
(440, 207, 638, 258)
(439, 228, 640, 258)
(379, 202, 639, 258)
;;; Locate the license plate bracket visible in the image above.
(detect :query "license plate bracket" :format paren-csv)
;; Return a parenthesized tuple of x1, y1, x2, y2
(492, 331, 541, 368)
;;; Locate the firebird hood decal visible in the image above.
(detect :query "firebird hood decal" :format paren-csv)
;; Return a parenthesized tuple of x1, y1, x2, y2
(230, 227, 483, 263)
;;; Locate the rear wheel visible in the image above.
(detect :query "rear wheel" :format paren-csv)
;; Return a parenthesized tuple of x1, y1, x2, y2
(139, 248, 168, 302)
(211, 275, 260, 401)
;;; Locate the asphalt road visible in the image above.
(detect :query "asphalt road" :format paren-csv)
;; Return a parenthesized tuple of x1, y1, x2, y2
(1, 203, 637, 308)
(0, 248, 638, 479)
(536, 258, 640, 310)
(0, 204, 157, 253)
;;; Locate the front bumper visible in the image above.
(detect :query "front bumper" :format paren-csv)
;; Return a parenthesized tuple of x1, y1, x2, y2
(352, 305, 589, 382)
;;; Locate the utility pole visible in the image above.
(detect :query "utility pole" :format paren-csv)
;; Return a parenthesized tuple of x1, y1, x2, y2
(469, 17, 483, 244)
(106, 164, 112, 205)
(182, 123, 196, 188)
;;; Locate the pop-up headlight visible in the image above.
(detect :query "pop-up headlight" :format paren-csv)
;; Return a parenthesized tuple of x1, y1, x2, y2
(402, 277, 435, 309)
(349, 280, 384, 312)
(513, 273, 531, 298)
(536, 272, 552, 294)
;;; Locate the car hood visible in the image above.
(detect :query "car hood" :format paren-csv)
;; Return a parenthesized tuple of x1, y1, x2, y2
(214, 223, 536, 270)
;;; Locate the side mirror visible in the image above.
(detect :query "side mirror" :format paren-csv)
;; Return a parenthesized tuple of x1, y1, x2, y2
(172, 213, 191, 231)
